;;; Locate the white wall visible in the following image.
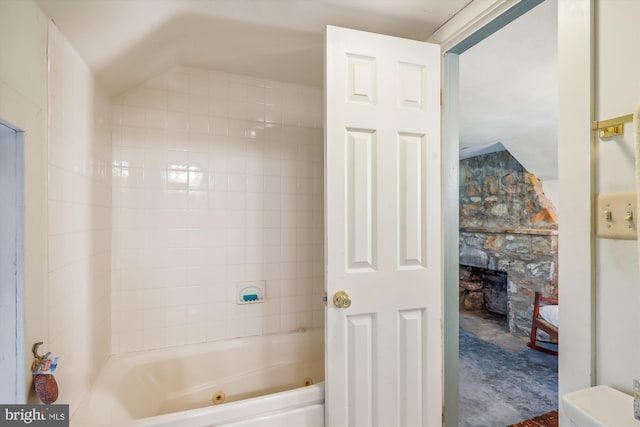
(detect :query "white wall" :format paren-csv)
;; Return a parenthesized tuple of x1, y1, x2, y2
(0, 0, 112, 410)
(47, 25, 112, 410)
(111, 67, 324, 353)
(541, 179, 558, 209)
(559, 3, 640, 425)
(594, 0, 640, 392)
(0, 0, 49, 401)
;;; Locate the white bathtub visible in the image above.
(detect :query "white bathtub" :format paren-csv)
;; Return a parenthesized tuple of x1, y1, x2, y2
(72, 329, 325, 427)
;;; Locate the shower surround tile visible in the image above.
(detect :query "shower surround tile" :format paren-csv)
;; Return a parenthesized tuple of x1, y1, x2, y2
(112, 67, 324, 353)
(47, 25, 112, 409)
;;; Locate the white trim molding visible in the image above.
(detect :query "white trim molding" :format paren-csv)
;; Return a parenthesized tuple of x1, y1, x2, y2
(429, 0, 522, 51)
(557, 1, 595, 425)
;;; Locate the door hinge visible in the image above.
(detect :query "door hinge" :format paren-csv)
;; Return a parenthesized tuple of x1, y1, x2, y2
(323, 292, 327, 306)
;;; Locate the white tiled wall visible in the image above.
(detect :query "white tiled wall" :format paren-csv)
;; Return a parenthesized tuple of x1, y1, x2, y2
(111, 67, 324, 353)
(47, 25, 112, 409)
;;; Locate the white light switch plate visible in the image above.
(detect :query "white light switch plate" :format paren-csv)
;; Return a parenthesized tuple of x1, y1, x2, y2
(596, 192, 637, 240)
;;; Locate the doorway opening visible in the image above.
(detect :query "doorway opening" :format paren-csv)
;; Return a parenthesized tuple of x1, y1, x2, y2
(450, 1, 560, 425)
(0, 120, 25, 404)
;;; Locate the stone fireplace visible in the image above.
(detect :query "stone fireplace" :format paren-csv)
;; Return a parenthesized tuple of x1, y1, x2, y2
(459, 151, 558, 337)
(460, 265, 508, 316)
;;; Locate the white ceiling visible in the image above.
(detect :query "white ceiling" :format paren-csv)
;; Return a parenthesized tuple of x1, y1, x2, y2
(34, 0, 472, 94)
(459, 0, 557, 180)
(34, 0, 557, 180)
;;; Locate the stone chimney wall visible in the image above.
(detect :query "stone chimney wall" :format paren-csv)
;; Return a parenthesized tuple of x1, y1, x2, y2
(460, 150, 558, 337)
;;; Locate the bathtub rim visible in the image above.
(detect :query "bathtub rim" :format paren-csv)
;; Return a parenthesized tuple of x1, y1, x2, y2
(121, 381, 325, 427)
(71, 329, 325, 427)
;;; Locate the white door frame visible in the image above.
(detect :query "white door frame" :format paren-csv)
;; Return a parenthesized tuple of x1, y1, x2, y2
(432, 0, 594, 425)
(555, 1, 595, 425)
(0, 120, 25, 404)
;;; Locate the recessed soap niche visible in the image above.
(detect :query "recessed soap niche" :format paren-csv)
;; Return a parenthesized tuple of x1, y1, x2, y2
(236, 281, 265, 305)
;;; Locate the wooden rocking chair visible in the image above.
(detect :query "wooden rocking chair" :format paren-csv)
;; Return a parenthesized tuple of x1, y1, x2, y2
(526, 291, 558, 356)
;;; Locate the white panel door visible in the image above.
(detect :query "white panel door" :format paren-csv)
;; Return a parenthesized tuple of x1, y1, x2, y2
(325, 26, 442, 427)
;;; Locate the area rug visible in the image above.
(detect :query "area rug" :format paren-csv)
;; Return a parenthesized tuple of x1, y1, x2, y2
(507, 410, 558, 427)
(459, 329, 558, 427)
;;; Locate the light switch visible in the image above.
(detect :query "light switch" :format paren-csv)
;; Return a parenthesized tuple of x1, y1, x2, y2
(596, 192, 637, 240)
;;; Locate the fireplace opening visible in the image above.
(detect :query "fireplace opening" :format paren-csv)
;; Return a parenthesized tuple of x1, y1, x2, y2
(459, 264, 508, 318)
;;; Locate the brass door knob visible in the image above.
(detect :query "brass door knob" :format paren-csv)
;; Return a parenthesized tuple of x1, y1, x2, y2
(333, 291, 351, 308)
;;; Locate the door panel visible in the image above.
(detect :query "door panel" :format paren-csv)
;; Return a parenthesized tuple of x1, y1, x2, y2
(398, 308, 426, 426)
(398, 132, 427, 268)
(325, 26, 442, 427)
(347, 313, 375, 426)
(346, 128, 376, 271)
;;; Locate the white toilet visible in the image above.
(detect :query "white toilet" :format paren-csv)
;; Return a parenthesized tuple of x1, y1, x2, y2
(562, 385, 638, 426)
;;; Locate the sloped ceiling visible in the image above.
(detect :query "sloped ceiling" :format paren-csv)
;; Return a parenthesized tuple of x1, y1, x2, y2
(34, 0, 472, 94)
(34, 0, 557, 181)
(459, 0, 557, 180)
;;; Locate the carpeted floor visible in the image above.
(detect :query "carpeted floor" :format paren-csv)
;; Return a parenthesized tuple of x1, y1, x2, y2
(459, 329, 558, 427)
